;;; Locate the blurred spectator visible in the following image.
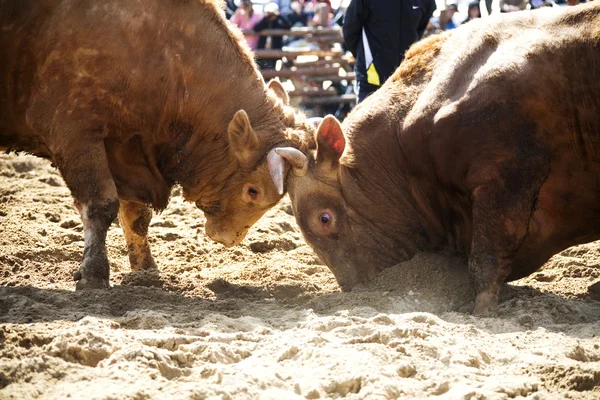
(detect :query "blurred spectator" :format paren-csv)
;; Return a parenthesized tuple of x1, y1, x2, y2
(432, 5, 457, 31)
(225, 0, 238, 19)
(567, 0, 579, 4)
(443, 3, 459, 30)
(343, 0, 436, 103)
(305, 0, 334, 15)
(278, 0, 293, 14)
(463, 1, 481, 24)
(286, 1, 309, 27)
(255, 3, 291, 69)
(230, 0, 263, 49)
(311, 0, 334, 26)
(319, 0, 334, 12)
(266, 0, 293, 14)
(422, 18, 443, 38)
(500, 0, 529, 12)
(530, 0, 554, 8)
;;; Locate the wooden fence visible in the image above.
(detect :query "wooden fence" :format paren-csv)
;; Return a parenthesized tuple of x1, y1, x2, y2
(243, 26, 356, 110)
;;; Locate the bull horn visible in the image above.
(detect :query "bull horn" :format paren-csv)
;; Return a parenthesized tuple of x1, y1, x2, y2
(267, 148, 286, 195)
(275, 147, 308, 177)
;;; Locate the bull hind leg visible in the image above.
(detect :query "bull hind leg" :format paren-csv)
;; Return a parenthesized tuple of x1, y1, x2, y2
(118, 200, 158, 271)
(53, 142, 119, 290)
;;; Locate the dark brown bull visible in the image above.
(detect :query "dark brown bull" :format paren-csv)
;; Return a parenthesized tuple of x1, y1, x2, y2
(0, 0, 311, 289)
(283, 4, 600, 315)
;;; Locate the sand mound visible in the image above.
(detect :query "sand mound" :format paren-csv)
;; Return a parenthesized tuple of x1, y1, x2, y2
(367, 252, 473, 312)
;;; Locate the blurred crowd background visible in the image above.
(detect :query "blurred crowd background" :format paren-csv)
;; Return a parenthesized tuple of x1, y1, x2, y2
(224, 0, 589, 116)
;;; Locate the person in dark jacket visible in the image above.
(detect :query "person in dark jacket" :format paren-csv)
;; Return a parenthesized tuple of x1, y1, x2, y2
(286, 1, 309, 27)
(343, 0, 436, 103)
(254, 3, 292, 70)
(463, 1, 481, 24)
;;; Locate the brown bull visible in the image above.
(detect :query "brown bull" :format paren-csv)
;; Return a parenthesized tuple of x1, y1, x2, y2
(0, 0, 310, 289)
(281, 4, 600, 315)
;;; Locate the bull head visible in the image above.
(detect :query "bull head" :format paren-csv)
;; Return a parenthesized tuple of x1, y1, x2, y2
(227, 112, 309, 196)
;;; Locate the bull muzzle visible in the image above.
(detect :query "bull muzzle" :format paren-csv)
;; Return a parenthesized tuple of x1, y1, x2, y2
(205, 222, 247, 247)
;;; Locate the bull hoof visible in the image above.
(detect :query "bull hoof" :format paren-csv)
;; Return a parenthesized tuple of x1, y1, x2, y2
(130, 259, 158, 272)
(457, 301, 475, 314)
(472, 304, 498, 317)
(473, 291, 498, 317)
(75, 277, 110, 290)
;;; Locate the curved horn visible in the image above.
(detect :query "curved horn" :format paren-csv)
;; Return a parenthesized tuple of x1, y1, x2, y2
(267, 148, 286, 195)
(275, 147, 308, 177)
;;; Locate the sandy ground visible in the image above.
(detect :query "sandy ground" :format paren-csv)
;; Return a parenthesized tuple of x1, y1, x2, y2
(1, 152, 599, 399)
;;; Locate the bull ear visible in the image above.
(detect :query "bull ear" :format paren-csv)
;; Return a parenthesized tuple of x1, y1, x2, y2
(268, 79, 290, 105)
(316, 115, 345, 170)
(228, 109, 259, 166)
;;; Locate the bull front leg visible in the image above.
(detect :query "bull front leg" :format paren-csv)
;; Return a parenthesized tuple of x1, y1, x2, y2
(73, 198, 119, 289)
(468, 185, 532, 316)
(52, 141, 120, 290)
(468, 164, 548, 315)
(118, 199, 158, 271)
(452, 104, 551, 315)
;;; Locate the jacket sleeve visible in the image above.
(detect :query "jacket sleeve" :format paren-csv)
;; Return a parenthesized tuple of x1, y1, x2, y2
(342, 0, 364, 57)
(417, 0, 437, 39)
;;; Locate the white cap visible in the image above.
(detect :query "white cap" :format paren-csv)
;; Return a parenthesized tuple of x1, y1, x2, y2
(264, 2, 280, 14)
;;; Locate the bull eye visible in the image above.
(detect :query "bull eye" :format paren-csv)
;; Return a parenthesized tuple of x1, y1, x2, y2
(319, 212, 331, 225)
(248, 187, 258, 200)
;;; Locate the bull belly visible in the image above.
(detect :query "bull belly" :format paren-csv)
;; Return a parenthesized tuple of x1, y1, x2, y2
(509, 188, 600, 281)
(0, 131, 51, 158)
(0, 117, 52, 157)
